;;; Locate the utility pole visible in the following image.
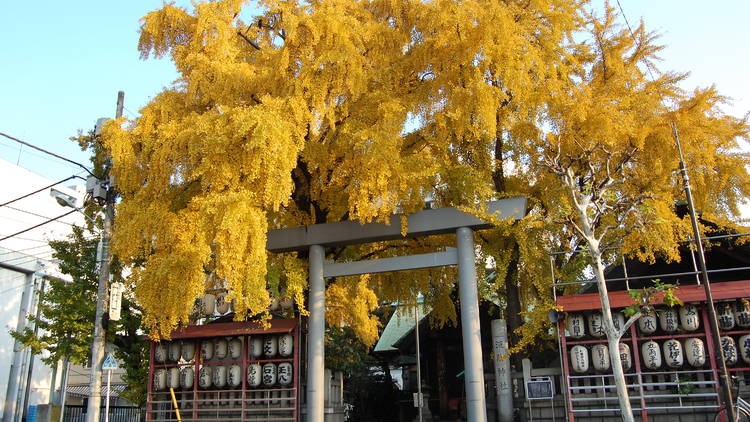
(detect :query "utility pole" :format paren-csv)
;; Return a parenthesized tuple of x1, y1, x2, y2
(672, 123, 736, 422)
(84, 91, 122, 422)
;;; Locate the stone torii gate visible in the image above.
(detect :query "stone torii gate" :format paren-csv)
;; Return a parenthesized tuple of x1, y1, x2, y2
(266, 197, 528, 422)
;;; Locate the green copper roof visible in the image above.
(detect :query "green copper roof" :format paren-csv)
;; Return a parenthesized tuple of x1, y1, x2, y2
(373, 303, 430, 353)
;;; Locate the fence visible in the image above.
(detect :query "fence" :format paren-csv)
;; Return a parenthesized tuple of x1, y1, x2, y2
(63, 405, 144, 422)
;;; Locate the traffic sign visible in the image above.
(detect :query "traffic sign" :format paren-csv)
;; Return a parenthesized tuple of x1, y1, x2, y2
(102, 353, 118, 370)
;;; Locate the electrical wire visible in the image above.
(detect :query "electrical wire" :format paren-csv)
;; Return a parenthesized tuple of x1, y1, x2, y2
(0, 132, 94, 177)
(3, 205, 78, 227)
(615, 0, 657, 81)
(0, 244, 52, 256)
(0, 175, 83, 208)
(0, 210, 76, 242)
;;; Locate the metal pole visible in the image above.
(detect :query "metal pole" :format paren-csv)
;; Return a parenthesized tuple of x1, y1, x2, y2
(3, 273, 35, 422)
(672, 123, 735, 422)
(415, 301, 423, 422)
(58, 359, 69, 422)
(104, 370, 111, 422)
(21, 278, 46, 422)
(306, 244, 325, 422)
(456, 227, 487, 422)
(85, 91, 122, 422)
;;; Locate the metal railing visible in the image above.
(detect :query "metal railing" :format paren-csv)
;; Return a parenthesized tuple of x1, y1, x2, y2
(63, 405, 144, 422)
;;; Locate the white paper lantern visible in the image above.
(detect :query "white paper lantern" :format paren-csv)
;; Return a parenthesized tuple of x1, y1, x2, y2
(588, 313, 605, 338)
(721, 336, 738, 365)
(641, 340, 662, 369)
(228, 364, 242, 388)
(180, 366, 194, 390)
(247, 363, 262, 388)
(278, 334, 294, 357)
(155, 343, 168, 363)
(199, 366, 212, 389)
(212, 365, 227, 388)
(734, 301, 750, 328)
(618, 343, 632, 371)
(153, 369, 167, 391)
(200, 340, 214, 361)
(638, 311, 658, 335)
(168, 341, 181, 362)
(739, 335, 750, 364)
(278, 362, 293, 386)
(566, 314, 586, 338)
(679, 304, 700, 331)
(591, 344, 610, 372)
(216, 292, 231, 315)
(214, 338, 228, 360)
(168, 367, 180, 389)
(250, 337, 263, 359)
(181, 341, 195, 361)
(662, 339, 684, 369)
(611, 311, 626, 332)
(262, 363, 277, 386)
(718, 303, 736, 331)
(263, 336, 278, 358)
(659, 308, 679, 333)
(228, 338, 242, 360)
(570, 345, 589, 374)
(200, 294, 216, 316)
(685, 337, 706, 367)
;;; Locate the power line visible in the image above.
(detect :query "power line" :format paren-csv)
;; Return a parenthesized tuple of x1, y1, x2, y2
(0, 132, 94, 177)
(0, 252, 55, 267)
(0, 176, 82, 208)
(4, 205, 78, 227)
(0, 210, 77, 242)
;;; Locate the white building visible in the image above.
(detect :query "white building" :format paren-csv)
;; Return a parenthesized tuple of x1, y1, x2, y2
(0, 157, 86, 421)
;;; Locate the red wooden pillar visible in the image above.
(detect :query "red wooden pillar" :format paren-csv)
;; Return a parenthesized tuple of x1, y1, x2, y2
(559, 320, 574, 422)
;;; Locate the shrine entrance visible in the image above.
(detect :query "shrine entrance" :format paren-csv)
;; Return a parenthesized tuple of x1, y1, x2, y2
(266, 197, 528, 422)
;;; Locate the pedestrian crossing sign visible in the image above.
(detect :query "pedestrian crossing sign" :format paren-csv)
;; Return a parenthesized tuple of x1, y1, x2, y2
(102, 353, 118, 370)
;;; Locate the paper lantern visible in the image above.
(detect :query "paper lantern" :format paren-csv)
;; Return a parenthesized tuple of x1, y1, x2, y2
(247, 363, 262, 388)
(200, 340, 214, 361)
(212, 365, 227, 388)
(279, 334, 294, 357)
(619, 343, 632, 371)
(200, 294, 216, 316)
(168, 367, 180, 389)
(739, 335, 750, 364)
(154, 343, 168, 363)
(734, 301, 750, 328)
(199, 366, 212, 389)
(662, 339, 684, 369)
(228, 338, 242, 360)
(181, 341, 195, 361)
(591, 344, 610, 372)
(566, 314, 586, 338)
(262, 363, 277, 386)
(659, 308, 679, 333)
(685, 337, 706, 367)
(278, 362, 293, 386)
(588, 313, 605, 338)
(638, 311, 658, 335)
(679, 304, 700, 331)
(249, 337, 263, 359)
(611, 312, 625, 332)
(228, 364, 242, 388)
(180, 366, 194, 390)
(718, 303, 736, 331)
(216, 292, 231, 315)
(167, 341, 181, 362)
(721, 336, 738, 365)
(153, 369, 167, 391)
(641, 340, 662, 370)
(263, 336, 278, 358)
(570, 345, 589, 373)
(214, 338, 228, 360)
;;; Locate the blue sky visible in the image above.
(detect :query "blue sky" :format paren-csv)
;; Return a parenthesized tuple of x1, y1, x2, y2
(1, 1, 748, 193)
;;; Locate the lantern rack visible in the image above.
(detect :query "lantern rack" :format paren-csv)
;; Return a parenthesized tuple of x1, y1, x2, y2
(146, 319, 301, 422)
(559, 297, 750, 422)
